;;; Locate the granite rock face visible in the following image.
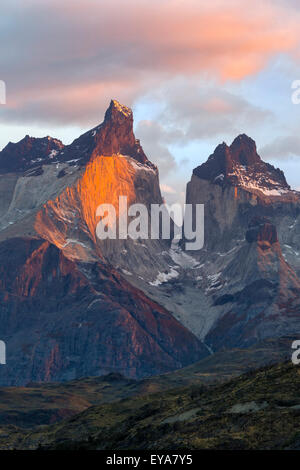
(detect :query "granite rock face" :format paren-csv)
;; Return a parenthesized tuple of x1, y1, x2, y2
(182, 136, 300, 350)
(0, 237, 207, 386)
(245, 217, 278, 246)
(0, 100, 207, 386)
(0, 136, 64, 173)
(193, 134, 289, 192)
(1, 103, 300, 384)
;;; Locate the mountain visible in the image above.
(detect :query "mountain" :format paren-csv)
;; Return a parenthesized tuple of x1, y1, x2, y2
(0, 99, 175, 279)
(0, 101, 299, 386)
(0, 135, 64, 174)
(187, 134, 300, 262)
(126, 134, 300, 351)
(193, 134, 290, 196)
(178, 135, 300, 350)
(0, 100, 208, 386)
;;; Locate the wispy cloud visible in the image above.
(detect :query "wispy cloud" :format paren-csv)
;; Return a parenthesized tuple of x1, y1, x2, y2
(1, 0, 299, 126)
(260, 135, 300, 160)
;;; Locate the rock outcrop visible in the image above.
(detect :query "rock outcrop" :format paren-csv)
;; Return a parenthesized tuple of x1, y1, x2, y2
(0, 135, 64, 173)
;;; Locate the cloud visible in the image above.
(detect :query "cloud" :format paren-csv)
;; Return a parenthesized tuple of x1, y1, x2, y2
(160, 184, 177, 194)
(136, 80, 272, 159)
(135, 120, 178, 179)
(161, 182, 187, 208)
(134, 79, 273, 204)
(260, 135, 300, 160)
(1, 0, 299, 126)
(153, 81, 272, 142)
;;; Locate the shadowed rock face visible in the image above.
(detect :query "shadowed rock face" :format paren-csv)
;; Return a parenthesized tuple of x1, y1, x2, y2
(246, 217, 278, 247)
(177, 135, 300, 351)
(0, 136, 64, 173)
(203, 204, 300, 350)
(0, 237, 207, 386)
(193, 134, 289, 192)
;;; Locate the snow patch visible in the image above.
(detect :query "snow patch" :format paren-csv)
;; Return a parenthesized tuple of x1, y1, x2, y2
(121, 155, 156, 174)
(149, 267, 179, 286)
(122, 269, 132, 276)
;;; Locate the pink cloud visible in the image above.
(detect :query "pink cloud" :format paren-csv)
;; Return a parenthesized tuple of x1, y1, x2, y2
(1, 0, 300, 125)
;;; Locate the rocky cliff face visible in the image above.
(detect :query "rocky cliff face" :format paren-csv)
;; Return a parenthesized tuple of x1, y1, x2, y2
(181, 136, 300, 349)
(0, 237, 207, 386)
(188, 135, 300, 259)
(206, 217, 300, 349)
(0, 100, 174, 279)
(0, 103, 299, 384)
(0, 100, 208, 386)
(193, 134, 289, 193)
(0, 135, 64, 173)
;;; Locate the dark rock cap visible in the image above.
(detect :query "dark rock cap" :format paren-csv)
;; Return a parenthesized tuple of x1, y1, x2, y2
(193, 134, 290, 192)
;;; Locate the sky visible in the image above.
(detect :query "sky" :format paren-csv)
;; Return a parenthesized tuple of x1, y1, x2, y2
(1, 0, 300, 204)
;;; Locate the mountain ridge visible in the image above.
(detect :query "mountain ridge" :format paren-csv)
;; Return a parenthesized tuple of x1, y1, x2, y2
(193, 134, 292, 197)
(0, 99, 299, 385)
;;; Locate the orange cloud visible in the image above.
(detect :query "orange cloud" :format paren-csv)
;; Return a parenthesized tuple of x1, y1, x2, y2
(1, 0, 300, 124)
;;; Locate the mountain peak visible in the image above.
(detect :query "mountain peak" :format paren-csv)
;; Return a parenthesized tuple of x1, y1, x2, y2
(0, 100, 154, 174)
(53, 99, 154, 168)
(193, 135, 290, 196)
(231, 133, 256, 147)
(230, 134, 260, 166)
(105, 99, 133, 121)
(0, 135, 64, 173)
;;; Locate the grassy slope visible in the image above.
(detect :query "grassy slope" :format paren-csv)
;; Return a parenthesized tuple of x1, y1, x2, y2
(0, 337, 291, 428)
(0, 340, 300, 449)
(13, 362, 300, 451)
(15, 363, 300, 449)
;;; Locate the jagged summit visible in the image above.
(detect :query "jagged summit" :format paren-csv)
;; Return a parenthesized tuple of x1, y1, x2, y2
(58, 98, 153, 167)
(0, 100, 155, 174)
(193, 134, 290, 196)
(105, 99, 133, 121)
(0, 135, 64, 173)
(230, 134, 260, 166)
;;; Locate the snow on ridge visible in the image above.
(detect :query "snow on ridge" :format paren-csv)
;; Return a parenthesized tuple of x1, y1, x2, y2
(228, 164, 290, 196)
(121, 155, 156, 173)
(49, 150, 58, 159)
